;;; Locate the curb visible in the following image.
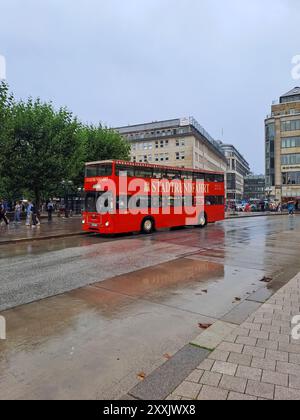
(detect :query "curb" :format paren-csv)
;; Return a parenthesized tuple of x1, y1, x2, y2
(226, 212, 290, 220)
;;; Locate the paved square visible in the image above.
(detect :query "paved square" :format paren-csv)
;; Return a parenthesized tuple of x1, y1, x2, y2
(166, 273, 300, 400)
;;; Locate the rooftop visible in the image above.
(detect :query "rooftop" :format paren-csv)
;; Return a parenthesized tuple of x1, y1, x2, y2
(279, 87, 300, 104)
(280, 87, 300, 98)
(115, 117, 227, 162)
(218, 142, 250, 170)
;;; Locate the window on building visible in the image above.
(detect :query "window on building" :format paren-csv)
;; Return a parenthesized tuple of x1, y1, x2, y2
(281, 154, 300, 165)
(281, 136, 300, 148)
(282, 172, 300, 185)
(281, 120, 300, 132)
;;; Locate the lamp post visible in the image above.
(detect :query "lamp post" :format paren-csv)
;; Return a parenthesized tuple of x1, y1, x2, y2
(61, 180, 73, 218)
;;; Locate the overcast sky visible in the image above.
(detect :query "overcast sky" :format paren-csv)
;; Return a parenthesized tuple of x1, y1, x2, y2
(1, 0, 300, 173)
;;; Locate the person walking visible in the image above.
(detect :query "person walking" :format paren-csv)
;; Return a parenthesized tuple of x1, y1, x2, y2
(0, 200, 9, 225)
(26, 201, 33, 226)
(288, 200, 295, 216)
(31, 202, 38, 227)
(47, 200, 54, 222)
(14, 201, 22, 223)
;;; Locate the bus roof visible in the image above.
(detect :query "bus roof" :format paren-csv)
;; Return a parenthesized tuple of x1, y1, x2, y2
(85, 160, 224, 175)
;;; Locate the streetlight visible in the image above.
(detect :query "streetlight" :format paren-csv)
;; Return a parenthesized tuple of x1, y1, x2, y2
(61, 180, 73, 218)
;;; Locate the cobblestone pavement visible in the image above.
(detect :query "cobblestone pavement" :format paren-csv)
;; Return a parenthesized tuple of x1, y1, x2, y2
(168, 273, 300, 400)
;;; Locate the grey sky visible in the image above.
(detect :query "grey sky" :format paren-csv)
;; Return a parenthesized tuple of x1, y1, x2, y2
(1, 0, 300, 173)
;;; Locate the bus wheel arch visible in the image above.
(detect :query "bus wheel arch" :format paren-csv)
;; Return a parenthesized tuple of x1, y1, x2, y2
(141, 217, 155, 234)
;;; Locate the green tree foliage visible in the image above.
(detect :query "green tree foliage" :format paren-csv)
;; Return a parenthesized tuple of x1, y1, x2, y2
(71, 124, 130, 187)
(0, 81, 14, 199)
(0, 83, 130, 204)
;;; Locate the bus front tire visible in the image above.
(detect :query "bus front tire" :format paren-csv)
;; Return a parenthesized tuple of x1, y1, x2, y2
(141, 218, 155, 234)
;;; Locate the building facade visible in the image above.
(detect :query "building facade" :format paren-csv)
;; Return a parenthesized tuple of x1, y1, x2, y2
(115, 117, 227, 173)
(265, 87, 300, 202)
(244, 175, 266, 201)
(218, 143, 250, 202)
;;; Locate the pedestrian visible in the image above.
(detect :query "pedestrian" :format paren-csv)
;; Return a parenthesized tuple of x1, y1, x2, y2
(277, 202, 282, 213)
(26, 201, 33, 226)
(288, 200, 295, 216)
(0, 199, 9, 225)
(31, 202, 38, 227)
(296, 200, 299, 212)
(14, 201, 22, 223)
(47, 199, 54, 222)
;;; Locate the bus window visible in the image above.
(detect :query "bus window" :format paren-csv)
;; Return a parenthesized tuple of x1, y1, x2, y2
(166, 170, 180, 180)
(116, 165, 135, 177)
(135, 168, 153, 178)
(215, 174, 224, 183)
(97, 193, 114, 213)
(140, 196, 149, 209)
(182, 172, 193, 180)
(205, 196, 225, 205)
(161, 196, 170, 208)
(85, 165, 98, 177)
(193, 172, 205, 181)
(205, 173, 217, 182)
(153, 170, 163, 179)
(85, 192, 97, 212)
(150, 196, 160, 208)
(184, 196, 193, 207)
(117, 196, 128, 210)
(174, 196, 183, 207)
(85, 164, 113, 177)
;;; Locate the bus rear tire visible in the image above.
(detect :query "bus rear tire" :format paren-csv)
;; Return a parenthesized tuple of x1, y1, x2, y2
(141, 217, 155, 234)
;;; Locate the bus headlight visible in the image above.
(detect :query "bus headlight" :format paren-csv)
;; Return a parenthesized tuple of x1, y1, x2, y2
(105, 222, 110, 227)
(82, 220, 85, 224)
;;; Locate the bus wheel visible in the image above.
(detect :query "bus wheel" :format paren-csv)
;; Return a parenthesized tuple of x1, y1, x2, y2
(141, 218, 155, 234)
(198, 213, 207, 229)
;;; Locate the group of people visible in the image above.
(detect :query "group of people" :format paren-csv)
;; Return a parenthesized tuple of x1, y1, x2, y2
(0, 199, 56, 227)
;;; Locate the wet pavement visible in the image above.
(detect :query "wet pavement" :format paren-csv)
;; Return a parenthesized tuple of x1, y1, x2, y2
(0, 217, 83, 244)
(0, 215, 300, 399)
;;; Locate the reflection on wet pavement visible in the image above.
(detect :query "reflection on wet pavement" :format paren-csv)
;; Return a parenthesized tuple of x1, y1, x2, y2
(1, 216, 300, 399)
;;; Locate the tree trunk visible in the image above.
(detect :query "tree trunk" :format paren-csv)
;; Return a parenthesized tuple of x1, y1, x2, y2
(34, 188, 41, 209)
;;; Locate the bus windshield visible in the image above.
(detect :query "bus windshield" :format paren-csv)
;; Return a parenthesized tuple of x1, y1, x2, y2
(85, 163, 113, 178)
(84, 191, 114, 213)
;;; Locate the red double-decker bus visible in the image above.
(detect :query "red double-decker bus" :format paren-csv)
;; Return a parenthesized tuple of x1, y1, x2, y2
(82, 160, 225, 235)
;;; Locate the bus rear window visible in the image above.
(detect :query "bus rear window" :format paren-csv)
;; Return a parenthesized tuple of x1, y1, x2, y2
(85, 164, 113, 177)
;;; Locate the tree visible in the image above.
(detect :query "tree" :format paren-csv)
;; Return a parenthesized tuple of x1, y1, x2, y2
(3, 97, 80, 205)
(0, 81, 15, 199)
(70, 124, 130, 188)
(0, 83, 131, 204)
